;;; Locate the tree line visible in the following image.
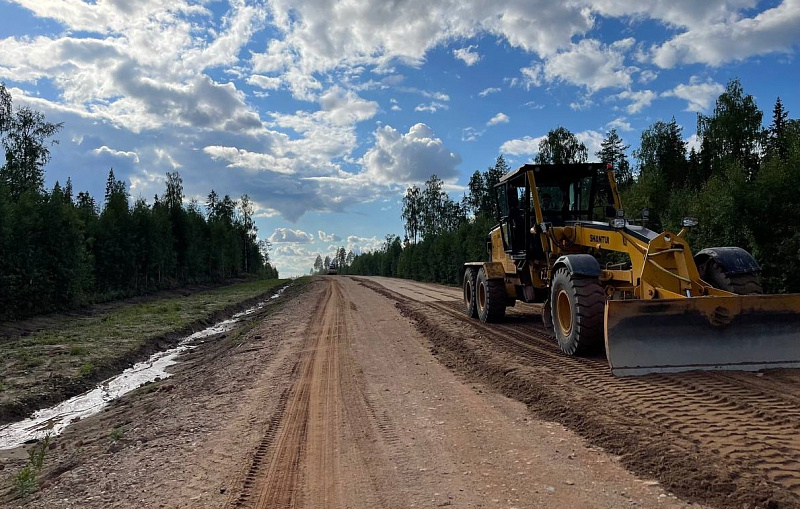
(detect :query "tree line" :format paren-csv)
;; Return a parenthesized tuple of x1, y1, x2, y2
(0, 84, 278, 321)
(345, 79, 800, 294)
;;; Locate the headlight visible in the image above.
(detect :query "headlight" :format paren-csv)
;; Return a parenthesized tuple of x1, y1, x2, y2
(610, 218, 626, 228)
(681, 216, 699, 227)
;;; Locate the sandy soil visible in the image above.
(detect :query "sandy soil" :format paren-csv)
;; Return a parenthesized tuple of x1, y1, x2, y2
(1, 275, 795, 508)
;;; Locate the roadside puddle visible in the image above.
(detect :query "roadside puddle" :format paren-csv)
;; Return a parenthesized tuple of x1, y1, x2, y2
(0, 286, 288, 450)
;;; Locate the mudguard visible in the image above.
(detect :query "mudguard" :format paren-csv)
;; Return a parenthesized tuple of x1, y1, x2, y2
(695, 247, 761, 276)
(605, 294, 800, 376)
(554, 254, 601, 277)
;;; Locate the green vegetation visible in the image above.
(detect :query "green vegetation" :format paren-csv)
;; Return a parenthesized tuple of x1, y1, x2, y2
(0, 82, 278, 322)
(77, 362, 95, 377)
(0, 278, 286, 420)
(110, 427, 124, 441)
(13, 434, 50, 498)
(343, 79, 800, 294)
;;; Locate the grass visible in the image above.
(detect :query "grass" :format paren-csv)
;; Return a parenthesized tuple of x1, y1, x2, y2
(0, 278, 292, 416)
(110, 427, 124, 441)
(13, 434, 50, 498)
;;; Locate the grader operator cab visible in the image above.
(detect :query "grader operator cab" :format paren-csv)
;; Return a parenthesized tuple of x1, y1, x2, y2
(463, 163, 800, 376)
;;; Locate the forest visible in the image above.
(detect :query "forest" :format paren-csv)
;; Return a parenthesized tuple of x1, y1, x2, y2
(0, 83, 278, 321)
(340, 79, 800, 294)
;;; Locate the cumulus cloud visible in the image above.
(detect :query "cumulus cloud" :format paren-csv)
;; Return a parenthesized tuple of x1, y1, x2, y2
(318, 86, 379, 125)
(362, 123, 462, 184)
(650, 0, 800, 68)
(487, 113, 510, 126)
(576, 130, 604, 158)
(478, 87, 501, 97)
(662, 77, 724, 111)
(454, 45, 481, 66)
(318, 230, 342, 242)
(269, 228, 315, 243)
(500, 135, 545, 156)
(92, 145, 140, 163)
(247, 0, 595, 101)
(614, 89, 657, 113)
(543, 39, 634, 92)
(203, 146, 296, 174)
(607, 117, 633, 132)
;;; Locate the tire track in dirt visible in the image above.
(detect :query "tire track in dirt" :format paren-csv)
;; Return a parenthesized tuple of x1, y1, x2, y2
(234, 279, 405, 509)
(360, 278, 800, 508)
(439, 300, 800, 499)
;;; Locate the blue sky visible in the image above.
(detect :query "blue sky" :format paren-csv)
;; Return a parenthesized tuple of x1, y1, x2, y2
(1, 0, 798, 276)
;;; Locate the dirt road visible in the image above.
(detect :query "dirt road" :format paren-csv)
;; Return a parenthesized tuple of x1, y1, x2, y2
(2, 276, 797, 508)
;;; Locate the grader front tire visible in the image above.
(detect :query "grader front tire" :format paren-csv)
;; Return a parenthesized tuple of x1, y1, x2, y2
(550, 268, 605, 356)
(704, 261, 763, 295)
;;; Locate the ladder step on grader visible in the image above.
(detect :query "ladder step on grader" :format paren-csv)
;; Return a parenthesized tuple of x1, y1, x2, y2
(462, 163, 800, 376)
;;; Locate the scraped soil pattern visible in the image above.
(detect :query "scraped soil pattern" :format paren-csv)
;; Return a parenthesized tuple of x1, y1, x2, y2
(233, 280, 403, 509)
(355, 279, 800, 509)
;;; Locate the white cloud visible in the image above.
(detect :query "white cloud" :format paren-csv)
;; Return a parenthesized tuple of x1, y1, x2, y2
(607, 117, 633, 132)
(318, 230, 342, 242)
(318, 86, 379, 125)
(500, 135, 545, 156)
(589, 0, 757, 31)
(269, 228, 315, 243)
(462, 127, 484, 142)
(203, 146, 296, 174)
(362, 123, 462, 184)
(650, 0, 800, 68)
(92, 145, 140, 163)
(454, 45, 481, 66)
(248, 75, 282, 90)
(576, 130, 604, 158)
(487, 113, 510, 126)
(254, 0, 594, 82)
(614, 89, 657, 114)
(543, 39, 633, 92)
(638, 69, 658, 84)
(478, 87, 501, 97)
(521, 63, 544, 89)
(414, 102, 449, 113)
(662, 77, 724, 111)
(686, 133, 702, 153)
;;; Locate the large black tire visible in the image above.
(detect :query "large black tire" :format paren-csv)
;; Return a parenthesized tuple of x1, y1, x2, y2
(550, 268, 605, 355)
(704, 261, 763, 295)
(476, 267, 506, 323)
(463, 267, 478, 318)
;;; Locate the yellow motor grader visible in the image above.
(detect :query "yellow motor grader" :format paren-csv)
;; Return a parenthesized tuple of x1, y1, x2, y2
(463, 163, 800, 376)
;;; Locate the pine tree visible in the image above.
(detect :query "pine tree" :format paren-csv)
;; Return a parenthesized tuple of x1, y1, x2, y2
(767, 97, 789, 161)
(596, 128, 632, 187)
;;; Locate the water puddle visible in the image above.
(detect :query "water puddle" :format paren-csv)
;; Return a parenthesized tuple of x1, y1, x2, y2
(0, 286, 288, 450)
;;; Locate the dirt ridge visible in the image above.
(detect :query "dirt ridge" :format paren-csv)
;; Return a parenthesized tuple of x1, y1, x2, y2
(392, 296, 796, 509)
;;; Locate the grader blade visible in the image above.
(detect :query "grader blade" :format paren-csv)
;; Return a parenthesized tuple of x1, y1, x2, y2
(605, 295, 800, 376)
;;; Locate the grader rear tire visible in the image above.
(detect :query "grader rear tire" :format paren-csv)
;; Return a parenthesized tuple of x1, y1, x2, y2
(704, 261, 763, 295)
(550, 268, 605, 355)
(463, 267, 478, 318)
(476, 268, 506, 323)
